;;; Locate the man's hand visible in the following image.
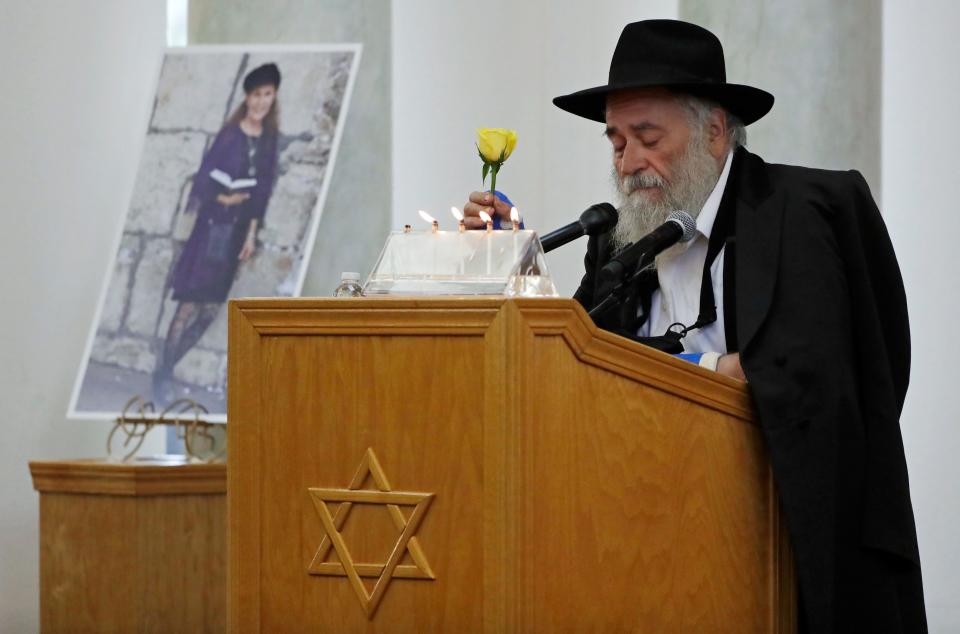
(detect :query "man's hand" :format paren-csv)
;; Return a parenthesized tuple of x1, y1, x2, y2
(717, 352, 746, 381)
(463, 191, 513, 229)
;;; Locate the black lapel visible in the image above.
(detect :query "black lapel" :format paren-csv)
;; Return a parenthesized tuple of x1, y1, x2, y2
(732, 148, 782, 352)
(722, 238, 738, 351)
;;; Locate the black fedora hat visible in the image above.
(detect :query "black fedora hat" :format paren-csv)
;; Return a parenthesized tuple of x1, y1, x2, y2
(553, 20, 773, 125)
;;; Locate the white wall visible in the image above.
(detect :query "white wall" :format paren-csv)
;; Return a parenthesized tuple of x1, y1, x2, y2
(392, 0, 679, 296)
(0, 1, 167, 630)
(682, 0, 883, 193)
(882, 1, 960, 629)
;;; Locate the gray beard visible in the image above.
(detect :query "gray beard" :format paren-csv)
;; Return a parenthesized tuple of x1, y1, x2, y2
(610, 135, 723, 252)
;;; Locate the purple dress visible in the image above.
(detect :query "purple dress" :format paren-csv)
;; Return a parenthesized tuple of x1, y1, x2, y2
(171, 123, 278, 302)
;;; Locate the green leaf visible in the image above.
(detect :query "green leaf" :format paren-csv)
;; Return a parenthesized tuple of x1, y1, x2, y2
(482, 161, 490, 184)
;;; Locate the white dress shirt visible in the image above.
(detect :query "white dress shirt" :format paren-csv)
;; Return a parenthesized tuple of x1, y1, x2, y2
(636, 151, 734, 356)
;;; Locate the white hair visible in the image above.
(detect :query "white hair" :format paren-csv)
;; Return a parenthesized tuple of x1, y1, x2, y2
(676, 94, 747, 150)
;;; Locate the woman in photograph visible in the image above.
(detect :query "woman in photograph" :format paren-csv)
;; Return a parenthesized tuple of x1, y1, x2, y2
(153, 62, 281, 400)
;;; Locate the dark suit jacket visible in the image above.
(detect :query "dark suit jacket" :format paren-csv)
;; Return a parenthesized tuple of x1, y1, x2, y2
(574, 148, 926, 633)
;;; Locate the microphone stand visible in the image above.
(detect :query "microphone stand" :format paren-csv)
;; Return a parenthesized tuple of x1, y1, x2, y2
(588, 248, 657, 320)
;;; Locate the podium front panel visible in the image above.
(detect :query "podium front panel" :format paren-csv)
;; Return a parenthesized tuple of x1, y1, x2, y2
(228, 298, 793, 633)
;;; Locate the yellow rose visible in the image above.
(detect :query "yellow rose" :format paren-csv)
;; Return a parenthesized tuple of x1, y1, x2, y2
(476, 128, 518, 163)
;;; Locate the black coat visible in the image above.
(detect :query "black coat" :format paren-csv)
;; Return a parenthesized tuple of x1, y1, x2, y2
(574, 148, 926, 633)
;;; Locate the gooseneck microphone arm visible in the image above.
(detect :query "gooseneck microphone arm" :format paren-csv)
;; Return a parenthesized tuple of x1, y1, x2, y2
(588, 211, 697, 321)
(540, 203, 618, 253)
(587, 264, 647, 321)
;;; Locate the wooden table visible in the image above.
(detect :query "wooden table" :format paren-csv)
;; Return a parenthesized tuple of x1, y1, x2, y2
(29, 458, 226, 633)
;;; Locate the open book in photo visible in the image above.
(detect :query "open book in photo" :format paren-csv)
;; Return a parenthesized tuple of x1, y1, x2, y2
(210, 168, 257, 190)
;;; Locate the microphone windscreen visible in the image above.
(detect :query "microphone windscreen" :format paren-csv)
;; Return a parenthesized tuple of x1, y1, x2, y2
(667, 210, 697, 242)
(580, 203, 618, 235)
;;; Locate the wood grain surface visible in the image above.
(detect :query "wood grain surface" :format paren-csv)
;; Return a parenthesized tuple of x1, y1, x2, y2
(29, 459, 226, 495)
(228, 297, 794, 633)
(29, 460, 226, 633)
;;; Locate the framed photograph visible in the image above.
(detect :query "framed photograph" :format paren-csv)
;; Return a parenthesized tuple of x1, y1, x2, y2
(68, 44, 362, 420)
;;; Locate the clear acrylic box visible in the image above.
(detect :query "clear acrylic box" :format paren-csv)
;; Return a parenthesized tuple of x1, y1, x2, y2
(363, 230, 558, 297)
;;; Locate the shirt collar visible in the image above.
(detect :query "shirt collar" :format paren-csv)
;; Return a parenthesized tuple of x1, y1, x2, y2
(694, 149, 734, 240)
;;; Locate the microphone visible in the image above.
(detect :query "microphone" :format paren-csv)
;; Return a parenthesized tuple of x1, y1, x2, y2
(540, 203, 618, 253)
(600, 210, 697, 282)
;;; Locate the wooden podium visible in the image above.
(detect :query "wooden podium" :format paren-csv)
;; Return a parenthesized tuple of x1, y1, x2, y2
(29, 459, 226, 633)
(228, 297, 795, 633)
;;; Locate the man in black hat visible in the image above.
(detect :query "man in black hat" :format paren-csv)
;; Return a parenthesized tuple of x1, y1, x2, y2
(464, 18, 925, 634)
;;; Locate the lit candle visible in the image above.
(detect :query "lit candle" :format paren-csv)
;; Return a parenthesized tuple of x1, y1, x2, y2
(448, 207, 466, 275)
(450, 206, 466, 233)
(478, 210, 493, 233)
(478, 211, 493, 274)
(418, 209, 439, 233)
(510, 207, 520, 273)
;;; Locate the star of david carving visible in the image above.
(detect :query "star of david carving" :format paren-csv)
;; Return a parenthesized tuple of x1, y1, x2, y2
(307, 448, 436, 617)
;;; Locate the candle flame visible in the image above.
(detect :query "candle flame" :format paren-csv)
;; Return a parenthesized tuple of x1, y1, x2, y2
(478, 210, 492, 224)
(450, 206, 463, 221)
(417, 210, 437, 224)
(510, 207, 520, 222)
